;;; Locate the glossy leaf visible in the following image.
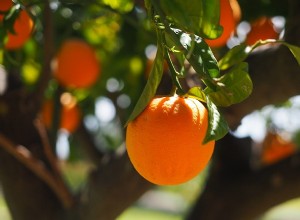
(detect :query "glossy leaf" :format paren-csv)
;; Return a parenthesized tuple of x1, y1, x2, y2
(158, 0, 222, 39)
(218, 44, 250, 70)
(126, 34, 164, 125)
(187, 87, 207, 103)
(179, 32, 220, 79)
(203, 97, 229, 144)
(205, 62, 253, 107)
(3, 5, 21, 35)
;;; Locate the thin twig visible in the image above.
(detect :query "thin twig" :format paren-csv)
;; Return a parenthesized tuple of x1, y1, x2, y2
(0, 133, 74, 208)
(31, 0, 54, 108)
(34, 118, 74, 207)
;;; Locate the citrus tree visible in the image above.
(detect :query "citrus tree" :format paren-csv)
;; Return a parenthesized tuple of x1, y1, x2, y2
(0, 0, 300, 220)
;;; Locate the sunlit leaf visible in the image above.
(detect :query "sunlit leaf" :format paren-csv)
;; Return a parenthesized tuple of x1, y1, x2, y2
(100, 0, 134, 12)
(203, 97, 229, 144)
(219, 40, 300, 72)
(205, 62, 253, 107)
(187, 87, 207, 103)
(218, 44, 250, 70)
(159, 0, 222, 39)
(166, 29, 219, 89)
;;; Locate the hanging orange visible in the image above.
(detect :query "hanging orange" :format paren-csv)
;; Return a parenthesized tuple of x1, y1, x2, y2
(53, 39, 100, 88)
(0, 0, 13, 21)
(41, 94, 81, 133)
(206, 0, 241, 48)
(262, 132, 295, 165)
(126, 96, 215, 185)
(245, 17, 279, 45)
(5, 9, 34, 50)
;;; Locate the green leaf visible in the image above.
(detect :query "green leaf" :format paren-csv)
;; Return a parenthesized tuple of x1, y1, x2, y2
(179, 32, 220, 78)
(187, 87, 207, 103)
(125, 34, 164, 125)
(100, 0, 134, 12)
(3, 4, 21, 35)
(282, 42, 300, 66)
(204, 62, 253, 107)
(203, 97, 229, 144)
(218, 44, 251, 70)
(158, 0, 222, 39)
(164, 29, 219, 89)
(218, 40, 300, 72)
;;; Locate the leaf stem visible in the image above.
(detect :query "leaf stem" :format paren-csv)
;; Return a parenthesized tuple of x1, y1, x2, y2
(149, 0, 217, 89)
(164, 49, 185, 95)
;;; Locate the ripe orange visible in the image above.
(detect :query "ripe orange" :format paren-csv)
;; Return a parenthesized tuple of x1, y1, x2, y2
(262, 132, 295, 165)
(41, 93, 81, 133)
(4, 9, 34, 50)
(206, 0, 241, 48)
(53, 39, 100, 88)
(126, 96, 215, 185)
(245, 17, 279, 45)
(0, 0, 13, 21)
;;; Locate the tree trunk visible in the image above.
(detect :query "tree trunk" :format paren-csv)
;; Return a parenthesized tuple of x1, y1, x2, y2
(187, 134, 300, 220)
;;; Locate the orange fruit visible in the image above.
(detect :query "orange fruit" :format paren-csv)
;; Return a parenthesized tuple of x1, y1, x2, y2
(262, 132, 295, 165)
(126, 96, 215, 185)
(245, 17, 279, 45)
(206, 0, 241, 48)
(4, 9, 34, 50)
(0, 0, 13, 21)
(41, 93, 81, 133)
(53, 39, 100, 88)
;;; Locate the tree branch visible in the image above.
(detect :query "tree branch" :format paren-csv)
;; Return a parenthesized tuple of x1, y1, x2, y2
(79, 152, 153, 220)
(30, 0, 54, 110)
(0, 133, 74, 209)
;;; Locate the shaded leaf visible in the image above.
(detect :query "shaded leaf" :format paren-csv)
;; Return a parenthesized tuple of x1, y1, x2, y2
(205, 62, 253, 107)
(3, 4, 21, 35)
(125, 34, 164, 125)
(282, 42, 300, 66)
(203, 97, 229, 144)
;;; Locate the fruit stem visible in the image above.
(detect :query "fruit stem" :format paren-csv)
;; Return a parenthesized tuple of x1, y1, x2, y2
(170, 85, 178, 96)
(163, 44, 185, 95)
